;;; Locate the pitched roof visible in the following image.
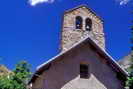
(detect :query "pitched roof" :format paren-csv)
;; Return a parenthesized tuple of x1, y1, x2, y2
(28, 35, 129, 84)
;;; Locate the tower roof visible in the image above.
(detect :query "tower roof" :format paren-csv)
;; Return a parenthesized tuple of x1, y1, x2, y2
(64, 4, 103, 23)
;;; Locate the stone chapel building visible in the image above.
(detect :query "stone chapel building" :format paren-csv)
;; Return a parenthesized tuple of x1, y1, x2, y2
(28, 5, 129, 89)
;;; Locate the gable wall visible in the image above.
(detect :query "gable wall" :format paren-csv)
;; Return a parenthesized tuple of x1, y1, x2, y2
(32, 44, 124, 89)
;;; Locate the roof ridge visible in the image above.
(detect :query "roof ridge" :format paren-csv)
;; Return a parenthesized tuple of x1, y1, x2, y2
(64, 4, 104, 22)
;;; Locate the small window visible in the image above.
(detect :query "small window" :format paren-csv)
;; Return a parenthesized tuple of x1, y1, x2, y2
(85, 18, 92, 31)
(76, 16, 83, 29)
(80, 64, 89, 78)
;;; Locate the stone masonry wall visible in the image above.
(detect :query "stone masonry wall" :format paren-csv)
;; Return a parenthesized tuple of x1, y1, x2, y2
(61, 6, 105, 52)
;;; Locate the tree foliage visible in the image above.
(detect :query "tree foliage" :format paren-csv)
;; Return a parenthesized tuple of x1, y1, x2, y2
(126, 22, 133, 88)
(0, 61, 31, 89)
(126, 76, 133, 88)
(126, 53, 133, 88)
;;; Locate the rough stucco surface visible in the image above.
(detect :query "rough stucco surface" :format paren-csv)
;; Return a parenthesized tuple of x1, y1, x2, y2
(32, 44, 124, 89)
(61, 6, 105, 52)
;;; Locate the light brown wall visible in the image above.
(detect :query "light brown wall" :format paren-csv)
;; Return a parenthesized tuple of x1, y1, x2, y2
(32, 44, 124, 89)
(61, 7, 105, 51)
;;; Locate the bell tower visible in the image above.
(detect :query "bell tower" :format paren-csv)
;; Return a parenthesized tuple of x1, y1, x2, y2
(61, 5, 105, 52)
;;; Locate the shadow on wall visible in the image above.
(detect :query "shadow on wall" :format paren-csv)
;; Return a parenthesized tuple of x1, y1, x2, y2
(40, 43, 124, 89)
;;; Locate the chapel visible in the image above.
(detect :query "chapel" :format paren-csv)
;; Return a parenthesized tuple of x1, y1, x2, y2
(28, 5, 128, 89)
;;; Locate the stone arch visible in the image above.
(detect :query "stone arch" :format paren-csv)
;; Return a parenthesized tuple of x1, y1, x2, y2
(75, 16, 83, 29)
(85, 18, 92, 31)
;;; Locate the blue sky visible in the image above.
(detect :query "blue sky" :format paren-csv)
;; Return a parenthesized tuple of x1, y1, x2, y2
(0, 0, 132, 71)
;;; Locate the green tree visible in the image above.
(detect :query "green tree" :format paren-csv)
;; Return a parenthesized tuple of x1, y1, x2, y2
(126, 53, 133, 88)
(126, 24, 133, 88)
(0, 61, 31, 89)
